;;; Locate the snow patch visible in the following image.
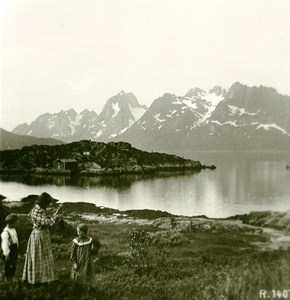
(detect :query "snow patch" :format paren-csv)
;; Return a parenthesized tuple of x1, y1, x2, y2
(211, 120, 238, 127)
(154, 113, 166, 123)
(190, 125, 197, 131)
(196, 92, 224, 125)
(48, 122, 55, 130)
(211, 120, 290, 135)
(172, 98, 198, 112)
(109, 119, 136, 138)
(174, 90, 225, 127)
(203, 92, 224, 106)
(118, 119, 135, 135)
(95, 130, 103, 137)
(111, 102, 120, 118)
(228, 105, 258, 116)
(166, 110, 177, 118)
(68, 113, 82, 135)
(182, 100, 198, 110)
(129, 104, 146, 121)
(254, 123, 289, 135)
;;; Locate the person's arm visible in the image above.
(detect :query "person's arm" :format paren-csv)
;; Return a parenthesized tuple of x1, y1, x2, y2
(70, 241, 78, 270)
(1, 231, 10, 258)
(31, 206, 57, 227)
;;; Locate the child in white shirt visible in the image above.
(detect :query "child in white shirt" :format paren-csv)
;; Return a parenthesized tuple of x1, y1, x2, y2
(1, 214, 19, 280)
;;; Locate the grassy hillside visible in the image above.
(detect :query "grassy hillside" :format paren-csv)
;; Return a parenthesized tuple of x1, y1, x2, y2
(0, 128, 64, 150)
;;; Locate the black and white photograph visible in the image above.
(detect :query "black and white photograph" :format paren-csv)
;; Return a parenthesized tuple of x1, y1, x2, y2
(1, 0, 290, 299)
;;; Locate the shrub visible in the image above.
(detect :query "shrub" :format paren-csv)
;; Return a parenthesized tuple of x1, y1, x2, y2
(127, 228, 152, 270)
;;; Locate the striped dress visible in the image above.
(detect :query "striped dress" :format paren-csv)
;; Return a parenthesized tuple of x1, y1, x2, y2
(70, 237, 95, 282)
(22, 204, 57, 284)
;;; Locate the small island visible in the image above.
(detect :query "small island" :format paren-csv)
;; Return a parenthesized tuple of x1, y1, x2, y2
(0, 140, 216, 176)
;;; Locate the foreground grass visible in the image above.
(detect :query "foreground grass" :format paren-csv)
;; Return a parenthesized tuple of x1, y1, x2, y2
(1, 201, 290, 299)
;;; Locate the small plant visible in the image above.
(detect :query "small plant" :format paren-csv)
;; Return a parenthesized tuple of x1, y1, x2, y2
(127, 228, 152, 270)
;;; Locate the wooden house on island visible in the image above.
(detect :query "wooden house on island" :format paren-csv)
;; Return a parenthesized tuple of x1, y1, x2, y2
(53, 158, 78, 171)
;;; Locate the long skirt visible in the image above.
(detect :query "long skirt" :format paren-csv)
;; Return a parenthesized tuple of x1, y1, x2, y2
(22, 229, 55, 284)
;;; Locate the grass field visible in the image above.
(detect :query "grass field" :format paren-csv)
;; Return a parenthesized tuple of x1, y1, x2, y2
(1, 201, 290, 299)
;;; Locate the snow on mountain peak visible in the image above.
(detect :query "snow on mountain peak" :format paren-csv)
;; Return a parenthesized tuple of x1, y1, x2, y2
(111, 102, 120, 118)
(170, 88, 226, 127)
(203, 91, 224, 106)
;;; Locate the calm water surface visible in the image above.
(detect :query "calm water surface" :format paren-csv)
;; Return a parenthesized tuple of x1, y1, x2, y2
(0, 152, 289, 218)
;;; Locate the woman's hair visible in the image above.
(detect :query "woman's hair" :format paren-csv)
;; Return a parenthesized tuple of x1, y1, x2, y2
(36, 192, 53, 209)
(77, 223, 88, 234)
(5, 213, 18, 225)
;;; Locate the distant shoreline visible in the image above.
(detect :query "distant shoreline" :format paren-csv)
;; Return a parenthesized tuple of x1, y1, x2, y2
(2, 196, 290, 233)
(0, 164, 216, 176)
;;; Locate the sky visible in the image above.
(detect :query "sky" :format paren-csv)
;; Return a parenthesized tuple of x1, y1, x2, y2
(1, 0, 290, 131)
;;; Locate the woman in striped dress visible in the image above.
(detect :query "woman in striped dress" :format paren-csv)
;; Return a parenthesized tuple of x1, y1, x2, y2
(22, 192, 62, 284)
(70, 224, 95, 282)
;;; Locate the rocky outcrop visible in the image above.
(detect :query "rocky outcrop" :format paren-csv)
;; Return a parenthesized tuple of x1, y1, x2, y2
(153, 217, 259, 233)
(0, 140, 215, 175)
(229, 211, 290, 232)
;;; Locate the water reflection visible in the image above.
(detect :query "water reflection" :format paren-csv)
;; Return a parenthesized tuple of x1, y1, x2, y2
(1, 153, 290, 218)
(0, 169, 201, 190)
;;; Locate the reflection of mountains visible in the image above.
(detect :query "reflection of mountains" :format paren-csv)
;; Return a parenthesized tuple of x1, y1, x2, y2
(0, 170, 201, 191)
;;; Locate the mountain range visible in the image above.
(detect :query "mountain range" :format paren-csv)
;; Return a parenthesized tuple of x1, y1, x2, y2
(12, 91, 147, 143)
(9, 82, 290, 152)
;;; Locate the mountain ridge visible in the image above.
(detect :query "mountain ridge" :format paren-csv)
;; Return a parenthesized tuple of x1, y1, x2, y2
(12, 91, 147, 143)
(10, 82, 290, 152)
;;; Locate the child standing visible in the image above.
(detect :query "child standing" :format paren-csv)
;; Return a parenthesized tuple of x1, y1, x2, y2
(70, 224, 95, 282)
(1, 214, 19, 281)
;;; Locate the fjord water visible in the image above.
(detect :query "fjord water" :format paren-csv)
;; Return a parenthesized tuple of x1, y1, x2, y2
(0, 152, 289, 218)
